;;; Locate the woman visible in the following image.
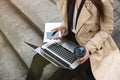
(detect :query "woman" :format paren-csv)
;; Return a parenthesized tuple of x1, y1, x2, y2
(26, 0, 120, 80)
(54, 0, 120, 80)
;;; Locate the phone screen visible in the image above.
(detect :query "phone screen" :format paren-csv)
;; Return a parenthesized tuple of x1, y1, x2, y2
(46, 31, 61, 39)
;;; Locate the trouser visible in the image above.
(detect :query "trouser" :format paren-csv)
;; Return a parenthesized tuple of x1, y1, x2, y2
(26, 53, 95, 80)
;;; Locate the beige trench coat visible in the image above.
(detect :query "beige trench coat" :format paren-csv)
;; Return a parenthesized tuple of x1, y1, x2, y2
(57, 0, 120, 80)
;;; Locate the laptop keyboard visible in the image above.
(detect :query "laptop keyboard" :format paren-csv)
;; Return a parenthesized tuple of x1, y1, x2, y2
(47, 43, 77, 63)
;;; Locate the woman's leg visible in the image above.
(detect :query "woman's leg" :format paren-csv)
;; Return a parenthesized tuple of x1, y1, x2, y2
(57, 59, 95, 80)
(48, 60, 89, 80)
(26, 53, 50, 80)
(84, 59, 95, 80)
(48, 68, 72, 80)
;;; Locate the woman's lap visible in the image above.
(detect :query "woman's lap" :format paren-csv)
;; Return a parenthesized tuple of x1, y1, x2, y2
(26, 54, 94, 80)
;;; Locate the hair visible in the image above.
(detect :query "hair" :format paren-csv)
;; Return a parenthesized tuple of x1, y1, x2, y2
(67, 0, 105, 20)
(90, 0, 105, 20)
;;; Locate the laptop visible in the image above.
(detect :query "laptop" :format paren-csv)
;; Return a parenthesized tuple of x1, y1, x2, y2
(26, 37, 80, 70)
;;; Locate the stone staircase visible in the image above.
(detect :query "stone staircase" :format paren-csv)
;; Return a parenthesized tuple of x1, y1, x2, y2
(0, 0, 120, 80)
(0, 0, 61, 80)
(0, 0, 62, 68)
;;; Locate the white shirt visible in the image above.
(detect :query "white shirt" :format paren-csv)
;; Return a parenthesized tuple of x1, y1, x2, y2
(72, 5, 78, 33)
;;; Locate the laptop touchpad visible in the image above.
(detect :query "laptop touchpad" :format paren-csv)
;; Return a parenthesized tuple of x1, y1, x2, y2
(62, 43, 77, 53)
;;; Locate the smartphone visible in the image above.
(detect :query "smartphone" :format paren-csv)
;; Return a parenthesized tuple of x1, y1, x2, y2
(46, 31, 61, 39)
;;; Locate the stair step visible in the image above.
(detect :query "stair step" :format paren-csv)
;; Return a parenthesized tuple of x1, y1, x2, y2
(10, 0, 62, 32)
(0, 30, 27, 80)
(0, 0, 43, 68)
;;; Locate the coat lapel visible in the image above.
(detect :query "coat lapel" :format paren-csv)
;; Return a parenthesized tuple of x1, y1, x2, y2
(57, 0, 92, 35)
(76, 4, 91, 35)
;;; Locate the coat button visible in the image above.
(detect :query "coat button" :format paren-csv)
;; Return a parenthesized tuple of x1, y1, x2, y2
(96, 48, 98, 50)
(91, 35, 94, 38)
(89, 30, 92, 33)
(100, 47, 103, 50)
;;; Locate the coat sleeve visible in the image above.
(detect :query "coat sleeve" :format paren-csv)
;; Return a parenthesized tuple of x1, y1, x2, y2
(85, 0, 113, 53)
(56, 0, 69, 36)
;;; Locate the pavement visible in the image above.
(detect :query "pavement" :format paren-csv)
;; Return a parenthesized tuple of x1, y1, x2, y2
(113, 0, 120, 48)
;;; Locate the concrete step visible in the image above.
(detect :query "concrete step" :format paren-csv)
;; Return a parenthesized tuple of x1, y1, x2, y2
(15, 75, 26, 80)
(9, 0, 62, 32)
(113, 0, 120, 48)
(0, 0, 43, 68)
(0, 30, 27, 80)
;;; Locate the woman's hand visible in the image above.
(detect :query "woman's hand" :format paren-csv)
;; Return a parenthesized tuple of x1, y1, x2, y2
(52, 26, 66, 40)
(77, 47, 90, 64)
